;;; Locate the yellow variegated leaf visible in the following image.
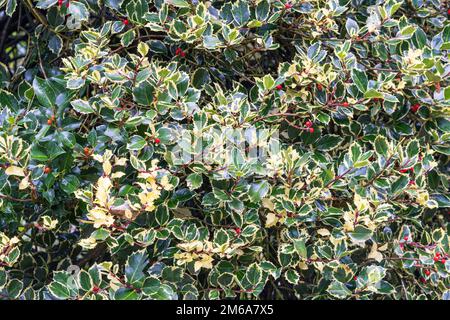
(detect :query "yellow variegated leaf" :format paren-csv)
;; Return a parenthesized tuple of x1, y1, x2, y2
(178, 240, 203, 252)
(87, 207, 114, 228)
(5, 166, 25, 177)
(114, 157, 127, 166)
(265, 212, 278, 228)
(111, 171, 125, 179)
(19, 175, 30, 190)
(160, 175, 173, 190)
(262, 198, 274, 211)
(354, 194, 369, 212)
(79, 237, 98, 249)
(103, 159, 112, 176)
(95, 176, 112, 207)
(317, 228, 331, 237)
(368, 242, 383, 262)
(92, 154, 103, 162)
(416, 191, 429, 206)
(194, 254, 213, 272)
(42, 216, 58, 230)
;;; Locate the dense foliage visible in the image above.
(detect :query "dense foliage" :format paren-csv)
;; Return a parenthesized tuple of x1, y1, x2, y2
(0, 0, 449, 300)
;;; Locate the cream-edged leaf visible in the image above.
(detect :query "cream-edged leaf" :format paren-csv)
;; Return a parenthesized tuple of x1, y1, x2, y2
(5, 166, 25, 177)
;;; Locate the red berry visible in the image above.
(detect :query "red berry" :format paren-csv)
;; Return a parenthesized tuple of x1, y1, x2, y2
(317, 84, 323, 91)
(65, 1, 69, 7)
(411, 103, 420, 113)
(403, 235, 408, 241)
(284, 3, 293, 9)
(276, 84, 283, 90)
(305, 120, 313, 128)
(447, 9, 450, 15)
(441, 258, 446, 264)
(175, 48, 185, 57)
(408, 180, 415, 185)
(420, 277, 426, 284)
(308, 127, 314, 133)
(58, 0, 63, 6)
(44, 166, 51, 174)
(83, 147, 91, 156)
(92, 286, 100, 294)
(353, 276, 357, 281)
(341, 102, 349, 107)
(235, 228, 241, 235)
(424, 270, 431, 276)
(154, 138, 161, 144)
(434, 256, 440, 262)
(123, 19, 129, 25)
(436, 252, 441, 257)
(47, 119, 53, 125)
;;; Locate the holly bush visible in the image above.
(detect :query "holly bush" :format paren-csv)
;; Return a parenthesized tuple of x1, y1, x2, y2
(0, 0, 449, 301)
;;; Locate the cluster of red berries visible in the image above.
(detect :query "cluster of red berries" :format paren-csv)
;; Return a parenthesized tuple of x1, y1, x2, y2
(57, 0, 69, 7)
(83, 147, 92, 156)
(373, 98, 385, 105)
(175, 48, 186, 57)
(399, 167, 414, 174)
(44, 166, 52, 174)
(305, 120, 314, 133)
(433, 252, 446, 264)
(410, 103, 420, 113)
(399, 235, 410, 250)
(47, 115, 56, 125)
